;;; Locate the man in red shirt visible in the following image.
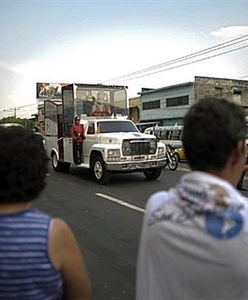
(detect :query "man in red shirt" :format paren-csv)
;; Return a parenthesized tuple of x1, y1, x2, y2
(71, 116, 85, 164)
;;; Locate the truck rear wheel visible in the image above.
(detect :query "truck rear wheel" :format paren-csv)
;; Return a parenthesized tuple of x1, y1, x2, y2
(143, 168, 162, 180)
(92, 156, 110, 184)
(51, 152, 70, 172)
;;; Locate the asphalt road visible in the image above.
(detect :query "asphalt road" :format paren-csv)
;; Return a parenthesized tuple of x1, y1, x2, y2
(33, 163, 248, 300)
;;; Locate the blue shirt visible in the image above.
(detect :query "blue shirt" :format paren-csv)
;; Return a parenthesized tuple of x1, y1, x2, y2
(0, 208, 63, 299)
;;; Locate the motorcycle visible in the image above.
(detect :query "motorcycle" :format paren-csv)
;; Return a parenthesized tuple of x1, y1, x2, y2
(165, 144, 178, 171)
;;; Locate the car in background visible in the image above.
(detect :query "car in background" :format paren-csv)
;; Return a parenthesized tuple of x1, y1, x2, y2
(0, 123, 24, 128)
(173, 146, 187, 162)
(0, 123, 46, 149)
(144, 125, 187, 162)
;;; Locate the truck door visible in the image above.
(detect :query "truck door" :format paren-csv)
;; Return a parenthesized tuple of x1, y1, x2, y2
(58, 114, 64, 159)
(84, 121, 97, 164)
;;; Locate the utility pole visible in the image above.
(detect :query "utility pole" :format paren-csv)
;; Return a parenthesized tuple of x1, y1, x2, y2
(13, 107, 20, 118)
(1, 103, 37, 120)
(3, 107, 20, 118)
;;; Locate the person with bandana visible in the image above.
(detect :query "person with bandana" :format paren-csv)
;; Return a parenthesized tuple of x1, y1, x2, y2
(136, 97, 248, 300)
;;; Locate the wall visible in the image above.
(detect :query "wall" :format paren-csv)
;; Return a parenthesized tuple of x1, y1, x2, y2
(139, 76, 248, 126)
(194, 76, 248, 110)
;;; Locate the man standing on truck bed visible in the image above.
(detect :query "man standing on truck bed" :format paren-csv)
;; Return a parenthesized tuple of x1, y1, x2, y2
(71, 116, 85, 164)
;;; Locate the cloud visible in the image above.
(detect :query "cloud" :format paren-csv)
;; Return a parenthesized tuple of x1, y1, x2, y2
(210, 26, 248, 40)
(8, 32, 190, 84)
(0, 61, 24, 75)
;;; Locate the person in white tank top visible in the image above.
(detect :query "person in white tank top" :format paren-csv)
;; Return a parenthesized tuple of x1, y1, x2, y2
(136, 97, 248, 300)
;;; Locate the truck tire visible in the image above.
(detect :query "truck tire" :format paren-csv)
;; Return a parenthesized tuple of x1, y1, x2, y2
(51, 152, 70, 172)
(143, 167, 162, 180)
(92, 156, 110, 184)
(60, 162, 70, 172)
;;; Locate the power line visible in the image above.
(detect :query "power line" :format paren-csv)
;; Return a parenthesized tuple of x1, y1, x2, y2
(2, 107, 20, 118)
(108, 34, 248, 81)
(111, 44, 248, 83)
(18, 103, 37, 108)
(0, 103, 37, 112)
(104, 34, 248, 83)
(0, 103, 37, 119)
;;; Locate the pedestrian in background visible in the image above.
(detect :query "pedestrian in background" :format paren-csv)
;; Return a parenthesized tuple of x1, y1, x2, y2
(136, 97, 248, 300)
(0, 125, 91, 299)
(237, 141, 248, 190)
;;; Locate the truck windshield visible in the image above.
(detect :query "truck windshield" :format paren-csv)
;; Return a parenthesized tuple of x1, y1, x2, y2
(97, 121, 139, 133)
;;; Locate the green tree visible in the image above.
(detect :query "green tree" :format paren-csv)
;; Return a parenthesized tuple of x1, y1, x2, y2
(0, 116, 34, 128)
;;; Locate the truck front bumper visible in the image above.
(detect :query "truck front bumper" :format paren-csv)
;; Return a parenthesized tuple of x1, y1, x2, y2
(105, 158, 167, 171)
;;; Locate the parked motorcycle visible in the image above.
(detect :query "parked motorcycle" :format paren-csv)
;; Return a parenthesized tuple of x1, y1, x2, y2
(165, 144, 178, 171)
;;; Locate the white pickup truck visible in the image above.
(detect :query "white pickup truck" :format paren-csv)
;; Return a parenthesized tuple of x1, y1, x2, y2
(47, 118, 167, 184)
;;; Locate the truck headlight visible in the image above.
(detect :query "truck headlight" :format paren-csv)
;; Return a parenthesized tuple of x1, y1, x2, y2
(122, 140, 132, 156)
(149, 139, 157, 154)
(107, 149, 121, 162)
(158, 146, 165, 158)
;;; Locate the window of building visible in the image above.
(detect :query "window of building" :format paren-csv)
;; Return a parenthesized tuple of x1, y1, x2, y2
(233, 88, 242, 95)
(166, 95, 189, 107)
(142, 100, 161, 110)
(232, 88, 242, 105)
(214, 87, 223, 96)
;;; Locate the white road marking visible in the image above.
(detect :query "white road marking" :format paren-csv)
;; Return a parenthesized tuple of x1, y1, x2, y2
(177, 166, 190, 172)
(95, 193, 145, 214)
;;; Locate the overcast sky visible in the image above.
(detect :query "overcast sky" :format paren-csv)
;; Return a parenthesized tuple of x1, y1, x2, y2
(0, 0, 248, 118)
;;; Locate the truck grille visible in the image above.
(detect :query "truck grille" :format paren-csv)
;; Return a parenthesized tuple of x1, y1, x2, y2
(131, 141, 150, 155)
(122, 139, 155, 155)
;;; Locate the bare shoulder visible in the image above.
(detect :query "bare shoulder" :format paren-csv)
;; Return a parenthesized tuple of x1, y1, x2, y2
(48, 218, 77, 269)
(49, 218, 74, 241)
(48, 218, 91, 299)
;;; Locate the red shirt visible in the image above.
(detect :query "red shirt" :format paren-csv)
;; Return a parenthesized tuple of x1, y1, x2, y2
(71, 123, 85, 142)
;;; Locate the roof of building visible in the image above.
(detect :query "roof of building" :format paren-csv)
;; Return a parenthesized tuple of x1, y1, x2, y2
(62, 83, 128, 90)
(195, 75, 248, 83)
(140, 81, 193, 95)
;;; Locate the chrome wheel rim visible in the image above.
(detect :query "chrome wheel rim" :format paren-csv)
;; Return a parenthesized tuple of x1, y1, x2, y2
(52, 154, 58, 168)
(94, 161, 103, 179)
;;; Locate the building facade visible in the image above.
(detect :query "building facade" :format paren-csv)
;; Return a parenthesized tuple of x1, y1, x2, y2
(139, 76, 248, 126)
(129, 96, 141, 123)
(140, 82, 194, 126)
(194, 76, 248, 113)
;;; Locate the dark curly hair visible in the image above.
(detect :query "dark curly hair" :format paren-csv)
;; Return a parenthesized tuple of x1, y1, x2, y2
(0, 126, 48, 203)
(182, 97, 247, 172)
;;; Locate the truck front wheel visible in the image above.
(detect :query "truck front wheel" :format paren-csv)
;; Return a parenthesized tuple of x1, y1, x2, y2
(92, 156, 110, 184)
(143, 168, 162, 180)
(51, 152, 70, 172)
